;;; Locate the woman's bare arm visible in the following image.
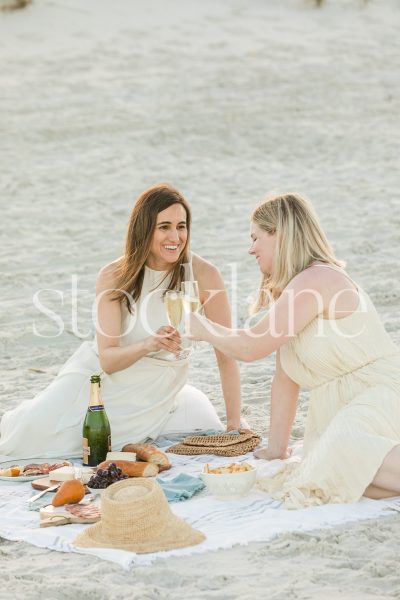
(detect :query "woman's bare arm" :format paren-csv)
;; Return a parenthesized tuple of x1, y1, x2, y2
(194, 255, 242, 430)
(188, 267, 335, 362)
(261, 349, 299, 459)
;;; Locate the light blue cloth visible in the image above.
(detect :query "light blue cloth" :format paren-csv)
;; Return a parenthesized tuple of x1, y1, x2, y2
(28, 491, 55, 511)
(157, 473, 205, 502)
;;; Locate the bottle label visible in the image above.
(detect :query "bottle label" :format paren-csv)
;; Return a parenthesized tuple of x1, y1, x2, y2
(82, 437, 90, 464)
(89, 405, 104, 412)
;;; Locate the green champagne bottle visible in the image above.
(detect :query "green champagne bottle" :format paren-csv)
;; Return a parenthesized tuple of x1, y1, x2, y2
(82, 374, 111, 466)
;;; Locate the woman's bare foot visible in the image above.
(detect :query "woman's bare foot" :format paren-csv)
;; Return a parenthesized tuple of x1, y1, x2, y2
(254, 447, 292, 460)
(254, 447, 270, 460)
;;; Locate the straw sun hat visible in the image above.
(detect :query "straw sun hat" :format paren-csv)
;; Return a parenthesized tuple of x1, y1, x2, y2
(74, 478, 205, 553)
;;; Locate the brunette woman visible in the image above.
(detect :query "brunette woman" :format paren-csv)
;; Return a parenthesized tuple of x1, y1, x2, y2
(0, 184, 242, 458)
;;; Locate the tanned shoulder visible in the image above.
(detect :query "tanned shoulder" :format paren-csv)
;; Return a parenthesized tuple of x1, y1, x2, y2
(96, 258, 123, 291)
(288, 264, 354, 306)
(192, 253, 222, 287)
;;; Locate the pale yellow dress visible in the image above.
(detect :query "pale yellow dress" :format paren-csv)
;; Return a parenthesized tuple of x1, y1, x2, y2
(258, 265, 400, 509)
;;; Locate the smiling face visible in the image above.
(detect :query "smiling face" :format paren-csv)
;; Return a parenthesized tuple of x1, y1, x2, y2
(146, 203, 188, 270)
(248, 222, 277, 275)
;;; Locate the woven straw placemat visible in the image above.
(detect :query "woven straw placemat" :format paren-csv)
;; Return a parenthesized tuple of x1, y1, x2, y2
(167, 429, 261, 457)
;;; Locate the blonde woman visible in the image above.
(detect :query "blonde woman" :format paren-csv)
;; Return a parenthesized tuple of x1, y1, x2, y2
(0, 184, 242, 459)
(188, 193, 400, 508)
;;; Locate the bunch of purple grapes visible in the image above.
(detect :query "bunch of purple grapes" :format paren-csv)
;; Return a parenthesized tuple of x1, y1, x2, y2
(88, 463, 128, 489)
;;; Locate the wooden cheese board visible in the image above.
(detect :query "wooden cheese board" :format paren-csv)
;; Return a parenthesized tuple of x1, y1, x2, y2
(31, 477, 59, 491)
(39, 502, 100, 528)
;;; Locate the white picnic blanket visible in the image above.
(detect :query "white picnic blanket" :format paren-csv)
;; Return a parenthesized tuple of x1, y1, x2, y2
(0, 445, 399, 570)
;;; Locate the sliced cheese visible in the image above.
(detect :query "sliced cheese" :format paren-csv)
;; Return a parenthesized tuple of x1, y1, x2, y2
(49, 466, 76, 481)
(50, 466, 94, 483)
(106, 451, 136, 462)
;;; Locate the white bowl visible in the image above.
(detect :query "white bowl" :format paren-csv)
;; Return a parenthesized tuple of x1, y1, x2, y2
(201, 466, 257, 500)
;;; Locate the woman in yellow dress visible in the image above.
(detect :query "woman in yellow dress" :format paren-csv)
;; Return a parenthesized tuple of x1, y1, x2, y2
(188, 192, 400, 508)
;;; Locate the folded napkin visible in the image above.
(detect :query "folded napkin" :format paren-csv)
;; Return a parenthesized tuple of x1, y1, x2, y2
(157, 473, 205, 502)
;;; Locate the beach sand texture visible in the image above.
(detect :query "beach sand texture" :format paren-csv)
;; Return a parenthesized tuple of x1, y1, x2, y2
(1, 0, 400, 597)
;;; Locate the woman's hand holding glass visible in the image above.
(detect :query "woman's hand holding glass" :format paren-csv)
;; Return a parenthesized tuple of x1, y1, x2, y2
(185, 311, 208, 341)
(143, 326, 182, 356)
(162, 283, 203, 358)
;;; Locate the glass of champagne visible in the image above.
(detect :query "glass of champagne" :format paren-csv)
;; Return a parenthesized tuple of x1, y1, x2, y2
(164, 290, 183, 359)
(182, 280, 201, 315)
(182, 281, 201, 354)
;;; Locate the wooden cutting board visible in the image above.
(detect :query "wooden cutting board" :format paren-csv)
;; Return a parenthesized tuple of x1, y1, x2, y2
(40, 502, 101, 527)
(31, 477, 59, 491)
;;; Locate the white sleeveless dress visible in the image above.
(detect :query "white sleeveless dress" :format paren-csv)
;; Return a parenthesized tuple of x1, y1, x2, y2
(258, 265, 400, 508)
(0, 265, 222, 459)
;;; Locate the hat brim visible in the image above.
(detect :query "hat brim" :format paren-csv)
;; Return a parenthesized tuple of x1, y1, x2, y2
(74, 513, 205, 554)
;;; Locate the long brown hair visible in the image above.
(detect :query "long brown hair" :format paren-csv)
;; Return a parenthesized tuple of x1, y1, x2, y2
(113, 183, 191, 311)
(251, 192, 344, 312)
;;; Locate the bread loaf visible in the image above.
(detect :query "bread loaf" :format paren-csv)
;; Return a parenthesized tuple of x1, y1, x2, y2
(121, 444, 171, 471)
(97, 460, 159, 477)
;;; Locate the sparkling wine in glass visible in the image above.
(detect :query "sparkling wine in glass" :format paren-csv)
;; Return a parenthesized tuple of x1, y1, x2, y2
(164, 291, 183, 359)
(164, 291, 183, 329)
(181, 281, 200, 315)
(182, 281, 201, 354)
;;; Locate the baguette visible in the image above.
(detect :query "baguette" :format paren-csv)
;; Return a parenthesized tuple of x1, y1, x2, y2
(97, 460, 159, 477)
(121, 443, 171, 471)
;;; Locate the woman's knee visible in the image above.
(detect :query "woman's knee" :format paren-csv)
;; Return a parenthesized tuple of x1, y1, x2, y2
(164, 384, 223, 432)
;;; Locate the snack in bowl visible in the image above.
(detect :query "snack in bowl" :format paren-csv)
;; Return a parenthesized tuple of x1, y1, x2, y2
(201, 462, 256, 500)
(204, 462, 253, 474)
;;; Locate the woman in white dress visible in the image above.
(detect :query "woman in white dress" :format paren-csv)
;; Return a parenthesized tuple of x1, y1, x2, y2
(0, 184, 242, 459)
(187, 192, 400, 507)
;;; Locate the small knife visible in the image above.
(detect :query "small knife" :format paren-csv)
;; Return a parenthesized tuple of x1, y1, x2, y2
(28, 483, 60, 503)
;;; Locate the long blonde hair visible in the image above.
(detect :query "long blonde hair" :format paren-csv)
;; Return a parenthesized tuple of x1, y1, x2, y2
(113, 183, 191, 312)
(251, 192, 344, 312)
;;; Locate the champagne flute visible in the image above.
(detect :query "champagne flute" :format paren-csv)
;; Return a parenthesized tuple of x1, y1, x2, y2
(181, 281, 201, 353)
(182, 280, 201, 315)
(164, 290, 183, 359)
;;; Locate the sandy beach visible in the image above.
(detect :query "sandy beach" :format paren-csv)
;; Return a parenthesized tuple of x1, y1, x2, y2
(1, 0, 400, 597)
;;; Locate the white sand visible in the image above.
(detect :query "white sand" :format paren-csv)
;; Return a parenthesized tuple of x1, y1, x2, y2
(1, 0, 400, 597)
